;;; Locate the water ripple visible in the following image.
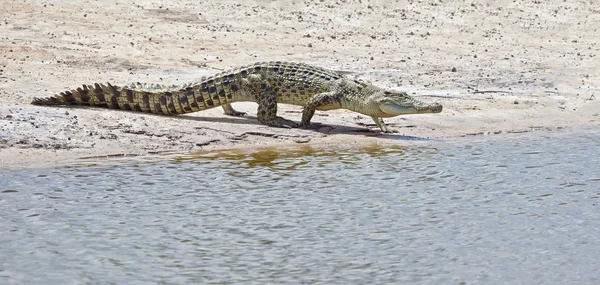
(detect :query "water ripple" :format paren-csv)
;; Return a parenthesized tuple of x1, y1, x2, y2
(1, 128, 599, 284)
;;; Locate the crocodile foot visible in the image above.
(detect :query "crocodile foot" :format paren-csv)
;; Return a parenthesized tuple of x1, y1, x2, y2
(261, 117, 299, 128)
(380, 128, 398, 134)
(224, 110, 247, 116)
(222, 104, 247, 116)
(299, 122, 322, 129)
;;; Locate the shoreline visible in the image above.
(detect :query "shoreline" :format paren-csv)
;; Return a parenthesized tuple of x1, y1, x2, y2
(1, 0, 599, 168)
(1, 112, 597, 169)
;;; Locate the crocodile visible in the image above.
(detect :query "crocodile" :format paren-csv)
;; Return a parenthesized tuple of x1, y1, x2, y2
(31, 61, 442, 132)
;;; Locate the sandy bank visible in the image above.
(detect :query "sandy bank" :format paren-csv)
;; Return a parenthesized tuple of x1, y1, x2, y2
(1, 0, 599, 168)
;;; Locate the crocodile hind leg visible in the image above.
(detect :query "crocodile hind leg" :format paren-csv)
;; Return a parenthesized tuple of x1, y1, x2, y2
(247, 75, 298, 128)
(222, 104, 246, 116)
(256, 89, 298, 128)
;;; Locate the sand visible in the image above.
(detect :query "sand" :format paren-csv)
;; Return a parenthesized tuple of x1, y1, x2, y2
(1, 0, 599, 168)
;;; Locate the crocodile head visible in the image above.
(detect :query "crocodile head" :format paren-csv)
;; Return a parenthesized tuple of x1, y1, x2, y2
(373, 90, 442, 117)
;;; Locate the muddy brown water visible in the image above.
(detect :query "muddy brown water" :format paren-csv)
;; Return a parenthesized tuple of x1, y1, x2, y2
(1, 127, 599, 284)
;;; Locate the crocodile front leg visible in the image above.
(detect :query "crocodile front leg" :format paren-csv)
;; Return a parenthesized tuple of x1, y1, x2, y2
(371, 116, 392, 133)
(247, 75, 298, 128)
(300, 92, 340, 127)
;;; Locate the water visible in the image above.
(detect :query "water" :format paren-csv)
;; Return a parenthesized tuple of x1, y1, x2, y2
(1, 128, 599, 284)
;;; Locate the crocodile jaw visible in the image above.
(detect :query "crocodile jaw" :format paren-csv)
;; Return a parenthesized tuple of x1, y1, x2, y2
(379, 101, 443, 117)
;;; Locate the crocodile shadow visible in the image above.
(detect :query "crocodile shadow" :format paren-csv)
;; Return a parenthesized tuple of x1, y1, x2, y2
(39, 105, 433, 141)
(181, 115, 433, 141)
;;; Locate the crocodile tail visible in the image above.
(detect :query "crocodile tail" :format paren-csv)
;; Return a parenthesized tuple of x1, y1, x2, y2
(32, 83, 126, 108)
(31, 83, 204, 115)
